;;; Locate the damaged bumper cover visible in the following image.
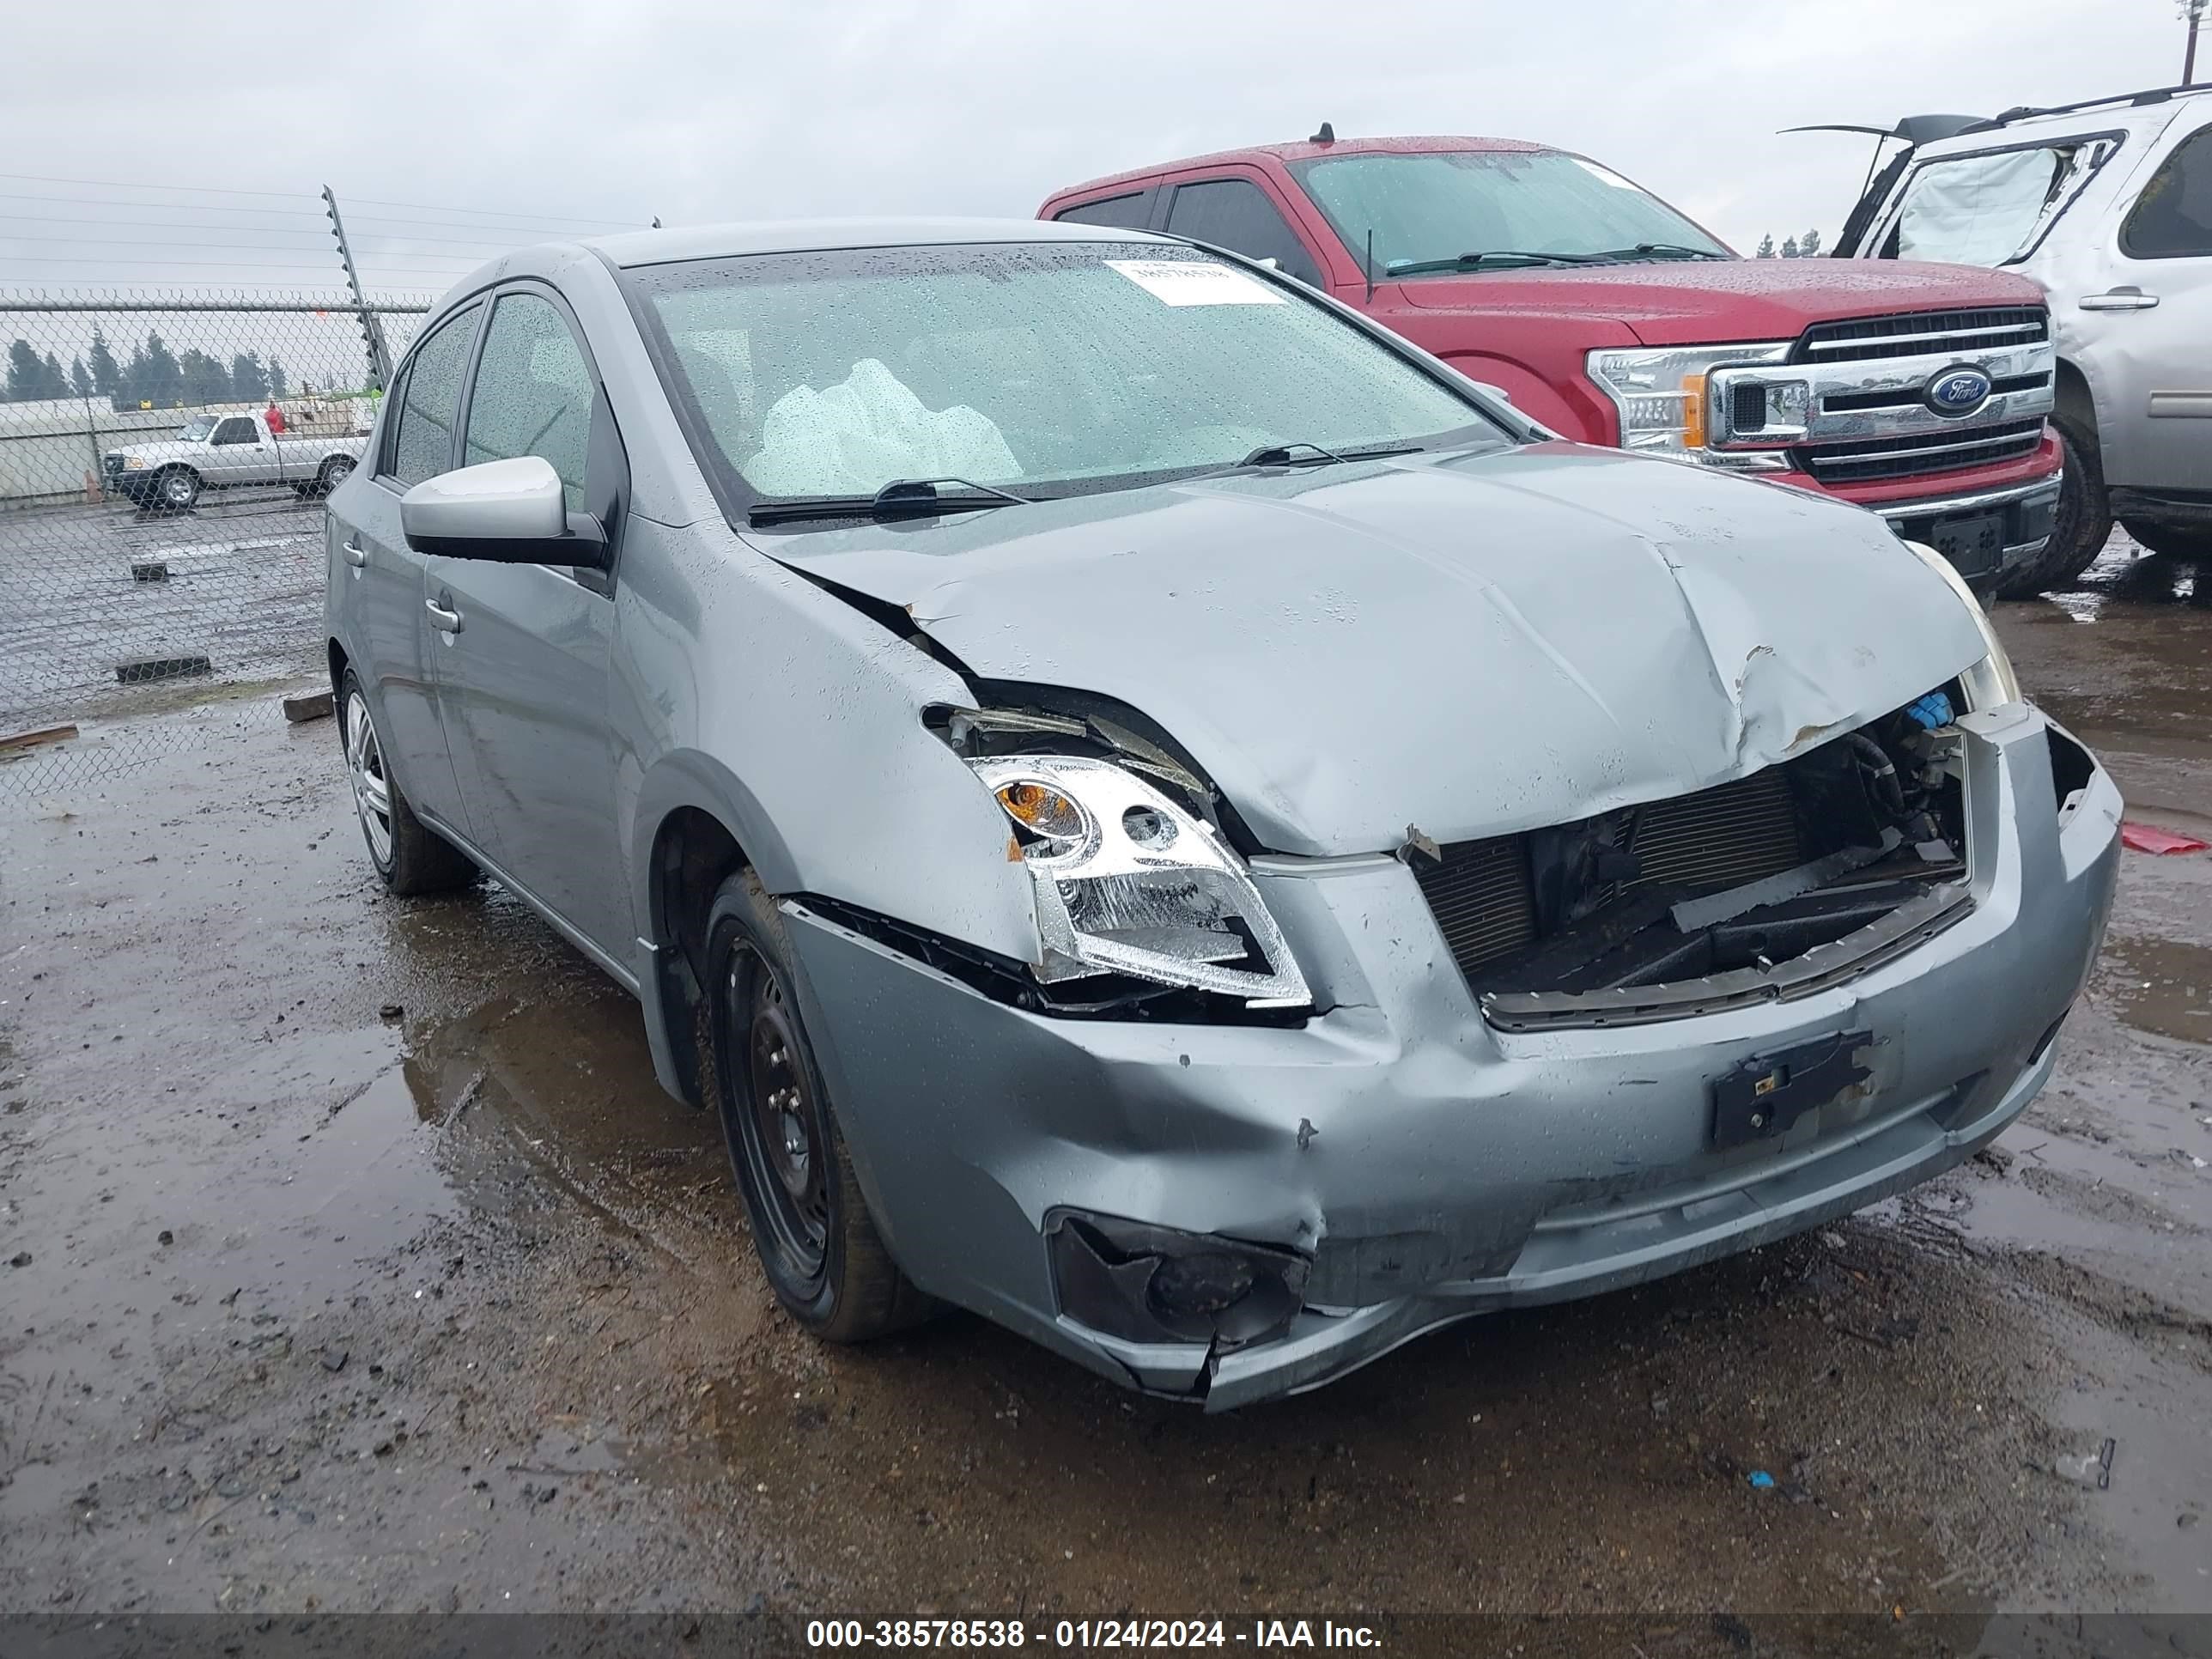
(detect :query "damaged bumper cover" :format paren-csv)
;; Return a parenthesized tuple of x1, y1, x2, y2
(778, 702, 2119, 1409)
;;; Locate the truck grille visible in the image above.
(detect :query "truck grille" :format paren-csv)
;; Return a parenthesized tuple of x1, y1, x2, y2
(1413, 768, 1803, 980)
(1796, 416, 2047, 483)
(1793, 306, 2050, 364)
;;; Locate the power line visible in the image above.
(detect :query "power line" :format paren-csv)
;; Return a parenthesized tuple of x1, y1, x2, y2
(0, 191, 329, 218)
(0, 254, 472, 273)
(0, 230, 501, 257)
(0, 171, 313, 200)
(346, 196, 640, 229)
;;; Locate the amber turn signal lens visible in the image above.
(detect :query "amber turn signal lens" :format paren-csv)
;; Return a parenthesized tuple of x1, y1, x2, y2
(995, 780, 1089, 842)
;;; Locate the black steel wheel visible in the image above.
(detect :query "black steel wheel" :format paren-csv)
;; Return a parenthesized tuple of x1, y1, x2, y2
(704, 870, 931, 1340)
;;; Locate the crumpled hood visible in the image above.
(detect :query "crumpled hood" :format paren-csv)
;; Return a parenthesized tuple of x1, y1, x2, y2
(1393, 258, 2047, 346)
(759, 445, 1990, 857)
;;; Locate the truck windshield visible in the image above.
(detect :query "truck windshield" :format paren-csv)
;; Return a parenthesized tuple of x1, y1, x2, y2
(625, 241, 1508, 512)
(1286, 150, 1730, 276)
(175, 416, 218, 441)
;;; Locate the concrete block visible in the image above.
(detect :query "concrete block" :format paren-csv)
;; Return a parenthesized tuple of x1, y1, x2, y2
(282, 690, 335, 724)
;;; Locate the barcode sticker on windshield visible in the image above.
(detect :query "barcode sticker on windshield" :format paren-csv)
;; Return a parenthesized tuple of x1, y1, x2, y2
(1106, 259, 1287, 307)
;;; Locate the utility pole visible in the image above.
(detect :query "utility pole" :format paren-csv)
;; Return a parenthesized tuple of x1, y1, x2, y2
(322, 185, 392, 392)
(2187, 0, 2208, 86)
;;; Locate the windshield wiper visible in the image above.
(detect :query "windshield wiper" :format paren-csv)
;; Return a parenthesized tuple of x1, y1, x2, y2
(1385, 250, 1610, 276)
(747, 476, 1031, 527)
(1595, 242, 1729, 262)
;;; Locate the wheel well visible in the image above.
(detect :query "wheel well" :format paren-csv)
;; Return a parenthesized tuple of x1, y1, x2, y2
(649, 805, 750, 1105)
(2054, 359, 2099, 447)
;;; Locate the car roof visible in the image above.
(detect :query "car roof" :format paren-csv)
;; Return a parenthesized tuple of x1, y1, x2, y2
(588, 216, 1171, 269)
(1913, 85, 2212, 154)
(1048, 135, 1553, 203)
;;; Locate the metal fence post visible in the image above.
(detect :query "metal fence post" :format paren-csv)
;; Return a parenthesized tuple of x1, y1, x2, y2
(322, 186, 392, 392)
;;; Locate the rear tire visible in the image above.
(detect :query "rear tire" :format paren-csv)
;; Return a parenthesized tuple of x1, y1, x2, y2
(2122, 518, 2212, 560)
(316, 454, 356, 496)
(705, 869, 931, 1341)
(1994, 414, 2109, 598)
(338, 669, 477, 896)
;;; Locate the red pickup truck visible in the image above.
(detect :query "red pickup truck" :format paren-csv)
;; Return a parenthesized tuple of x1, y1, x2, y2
(1042, 133, 2072, 592)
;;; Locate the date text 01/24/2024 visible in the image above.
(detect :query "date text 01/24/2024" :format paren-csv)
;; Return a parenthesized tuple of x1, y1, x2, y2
(805, 1619, 1383, 1649)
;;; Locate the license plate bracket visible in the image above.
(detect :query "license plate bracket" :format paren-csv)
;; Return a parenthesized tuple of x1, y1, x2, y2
(1929, 508, 2005, 579)
(1710, 1029, 1872, 1149)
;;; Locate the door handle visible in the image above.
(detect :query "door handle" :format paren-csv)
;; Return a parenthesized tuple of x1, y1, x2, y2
(2080, 288, 2159, 311)
(425, 598, 464, 634)
(341, 539, 368, 568)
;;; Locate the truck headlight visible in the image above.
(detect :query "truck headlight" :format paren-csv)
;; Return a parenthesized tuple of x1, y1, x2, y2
(969, 756, 1310, 1009)
(1903, 540, 2021, 709)
(1586, 343, 1792, 465)
(124, 456, 149, 470)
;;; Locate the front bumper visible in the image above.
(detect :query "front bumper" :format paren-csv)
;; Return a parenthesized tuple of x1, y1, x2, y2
(781, 704, 2120, 1409)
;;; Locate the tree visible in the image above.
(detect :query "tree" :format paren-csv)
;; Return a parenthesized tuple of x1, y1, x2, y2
(230, 350, 270, 402)
(178, 348, 234, 405)
(4, 337, 40, 401)
(1754, 234, 1775, 258)
(129, 331, 184, 407)
(70, 356, 93, 398)
(88, 326, 122, 401)
(1799, 228, 1823, 258)
(266, 356, 288, 400)
(1781, 234, 1801, 258)
(42, 352, 68, 398)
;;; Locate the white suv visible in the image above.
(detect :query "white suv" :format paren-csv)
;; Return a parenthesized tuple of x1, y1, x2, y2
(1834, 85, 2212, 593)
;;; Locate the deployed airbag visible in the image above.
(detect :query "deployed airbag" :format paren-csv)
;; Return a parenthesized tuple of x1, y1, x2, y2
(745, 358, 1020, 495)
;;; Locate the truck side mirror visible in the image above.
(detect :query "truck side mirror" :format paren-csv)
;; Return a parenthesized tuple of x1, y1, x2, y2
(400, 456, 607, 568)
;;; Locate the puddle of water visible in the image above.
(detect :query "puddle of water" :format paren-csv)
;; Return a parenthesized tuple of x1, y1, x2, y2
(2094, 935, 2212, 1047)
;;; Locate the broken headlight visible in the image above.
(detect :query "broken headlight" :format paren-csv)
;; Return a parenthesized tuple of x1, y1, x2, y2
(969, 756, 1310, 1008)
(1903, 538, 2021, 710)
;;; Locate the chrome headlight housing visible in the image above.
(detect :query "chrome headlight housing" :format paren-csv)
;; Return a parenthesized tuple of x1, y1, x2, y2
(1903, 538, 2021, 710)
(969, 756, 1310, 1008)
(124, 455, 149, 470)
(1586, 343, 1795, 469)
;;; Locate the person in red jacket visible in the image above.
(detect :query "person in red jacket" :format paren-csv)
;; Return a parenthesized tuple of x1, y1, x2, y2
(264, 401, 287, 435)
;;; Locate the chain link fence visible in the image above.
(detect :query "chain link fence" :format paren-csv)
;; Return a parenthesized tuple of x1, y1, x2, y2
(0, 291, 431, 797)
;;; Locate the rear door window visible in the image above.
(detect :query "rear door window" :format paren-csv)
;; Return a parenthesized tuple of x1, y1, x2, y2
(2122, 124, 2212, 258)
(1164, 179, 1324, 285)
(1054, 190, 1155, 229)
(211, 416, 258, 445)
(386, 304, 480, 486)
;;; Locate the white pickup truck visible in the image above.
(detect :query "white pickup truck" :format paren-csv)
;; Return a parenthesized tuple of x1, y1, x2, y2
(103, 410, 368, 512)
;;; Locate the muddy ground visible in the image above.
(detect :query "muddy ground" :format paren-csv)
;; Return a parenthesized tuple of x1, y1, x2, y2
(2, 533, 2208, 1650)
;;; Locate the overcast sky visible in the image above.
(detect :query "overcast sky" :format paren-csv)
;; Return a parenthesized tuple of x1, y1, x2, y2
(0, 0, 2197, 297)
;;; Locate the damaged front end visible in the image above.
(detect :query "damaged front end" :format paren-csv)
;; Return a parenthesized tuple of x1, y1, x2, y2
(1413, 687, 1978, 1030)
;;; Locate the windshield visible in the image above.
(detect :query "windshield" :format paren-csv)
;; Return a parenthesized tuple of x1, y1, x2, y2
(1882, 139, 2119, 265)
(1287, 150, 1730, 275)
(626, 241, 1507, 509)
(175, 416, 217, 441)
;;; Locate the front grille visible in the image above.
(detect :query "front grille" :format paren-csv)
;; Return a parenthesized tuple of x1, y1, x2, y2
(101, 452, 125, 477)
(1415, 768, 1804, 981)
(1796, 416, 2047, 483)
(1793, 306, 2050, 364)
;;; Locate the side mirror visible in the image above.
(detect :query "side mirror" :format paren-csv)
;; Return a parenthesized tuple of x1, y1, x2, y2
(1468, 380, 1515, 408)
(401, 456, 607, 567)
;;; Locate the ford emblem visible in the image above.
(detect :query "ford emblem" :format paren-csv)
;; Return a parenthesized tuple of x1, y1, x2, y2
(1924, 364, 1994, 418)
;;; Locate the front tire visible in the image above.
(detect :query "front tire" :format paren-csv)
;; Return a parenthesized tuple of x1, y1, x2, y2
(154, 466, 201, 513)
(1995, 414, 2109, 598)
(2122, 518, 2212, 560)
(338, 670, 477, 896)
(705, 870, 930, 1341)
(316, 454, 356, 495)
